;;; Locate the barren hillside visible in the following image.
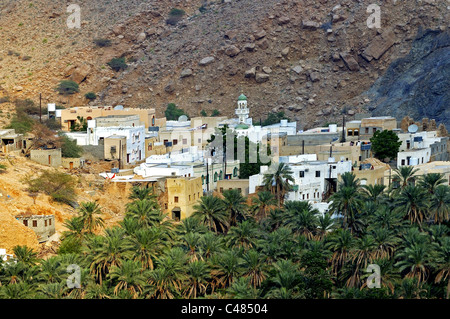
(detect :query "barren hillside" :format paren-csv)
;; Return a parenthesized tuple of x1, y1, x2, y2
(0, 0, 448, 129)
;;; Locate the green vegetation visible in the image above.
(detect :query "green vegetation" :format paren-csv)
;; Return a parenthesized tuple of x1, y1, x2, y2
(60, 133, 83, 158)
(93, 38, 112, 47)
(55, 80, 79, 96)
(211, 109, 221, 117)
(200, 110, 207, 117)
(107, 57, 128, 72)
(1, 168, 449, 299)
(166, 8, 185, 25)
(165, 103, 188, 120)
(84, 92, 97, 101)
(261, 111, 289, 126)
(24, 170, 77, 206)
(370, 130, 403, 162)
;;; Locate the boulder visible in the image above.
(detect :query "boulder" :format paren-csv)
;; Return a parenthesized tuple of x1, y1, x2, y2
(255, 73, 270, 83)
(309, 71, 320, 82)
(278, 16, 290, 25)
(180, 68, 193, 78)
(136, 32, 146, 42)
(292, 65, 303, 74)
(244, 67, 256, 78)
(243, 43, 256, 51)
(199, 56, 215, 66)
(302, 20, 320, 30)
(70, 64, 91, 83)
(224, 45, 240, 57)
(339, 52, 360, 71)
(361, 30, 396, 61)
(254, 30, 267, 40)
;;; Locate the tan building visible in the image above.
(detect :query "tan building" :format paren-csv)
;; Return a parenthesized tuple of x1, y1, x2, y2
(0, 129, 30, 153)
(15, 214, 55, 243)
(384, 161, 450, 188)
(145, 136, 167, 158)
(59, 105, 157, 131)
(164, 176, 203, 221)
(353, 158, 390, 186)
(313, 140, 373, 166)
(61, 157, 85, 169)
(104, 135, 127, 167)
(30, 148, 62, 167)
(359, 116, 397, 139)
(217, 179, 250, 196)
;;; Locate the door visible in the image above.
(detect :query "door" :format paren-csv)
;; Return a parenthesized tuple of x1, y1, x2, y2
(69, 162, 74, 169)
(48, 155, 51, 165)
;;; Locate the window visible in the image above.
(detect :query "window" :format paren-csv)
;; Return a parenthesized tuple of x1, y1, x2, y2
(32, 220, 37, 227)
(214, 172, 218, 182)
(174, 196, 179, 203)
(373, 128, 377, 133)
(365, 127, 369, 134)
(401, 159, 405, 166)
(49, 219, 52, 226)
(183, 138, 187, 145)
(238, 188, 242, 194)
(44, 220, 47, 227)
(198, 138, 202, 143)
(302, 194, 305, 200)
(220, 188, 224, 193)
(23, 220, 28, 227)
(233, 167, 238, 177)
(189, 195, 191, 201)
(202, 175, 205, 185)
(173, 139, 178, 145)
(299, 171, 305, 178)
(148, 143, 153, 151)
(315, 171, 320, 178)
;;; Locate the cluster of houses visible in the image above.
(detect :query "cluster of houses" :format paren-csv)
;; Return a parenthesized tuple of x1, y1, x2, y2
(1, 93, 449, 229)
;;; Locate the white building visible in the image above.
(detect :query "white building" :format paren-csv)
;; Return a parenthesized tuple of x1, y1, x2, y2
(249, 157, 352, 204)
(396, 131, 448, 167)
(64, 117, 146, 164)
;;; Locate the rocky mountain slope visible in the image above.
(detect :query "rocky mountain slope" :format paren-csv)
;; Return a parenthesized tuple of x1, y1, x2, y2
(0, 0, 449, 129)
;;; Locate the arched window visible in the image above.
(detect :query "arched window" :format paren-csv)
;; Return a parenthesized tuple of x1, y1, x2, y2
(219, 171, 223, 180)
(201, 175, 205, 185)
(233, 167, 238, 177)
(214, 172, 218, 182)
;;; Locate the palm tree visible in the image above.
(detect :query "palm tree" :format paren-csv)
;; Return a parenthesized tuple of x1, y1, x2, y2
(183, 260, 210, 298)
(316, 214, 336, 240)
(395, 243, 435, 285)
(418, 173, 446, 194)
(397, 277, 426, 299)
(192, 195, 229, 233)
(125, 199, 164, 228)
(226, 220, 259, 249)
(129, 185, 158, 201)
(264, 260, 304, 299)
(210, 249, 244, 290)
(393, 166, 419, 189)
(78, 201, 104, 234)
(89, 227, 133, 284)
(130, 228, 168, 270)
(182, 232, 202, 262)
(395, 185, 430, 228)
(108, 260, 148, 298)
(61, 216, 85, 242)
(429, 185, 450, 224)
(434, 236, 450, 299)
(147, 248, 187, 299)
(198, 232, 225, 259)
(227, 277, 260, 299)
(346, 235, 376, 288)
(222, 189, 248, 227)
(263, 162, 294, 207)
(251, 191, 277, 220)
(37, 257, 65, 283)
(12, 246, 39, 267)
(329, 186, 364, 234)
(36, 282, 69, 299)
(326, 229, 355, 275)
(370, 227, 400, 259)
(241, 249, 267, 289)
(360, 258, 400, 294)
(362, 184, 386, 204)
(0, 282, 35, 299)
(283, 201, 319, 239)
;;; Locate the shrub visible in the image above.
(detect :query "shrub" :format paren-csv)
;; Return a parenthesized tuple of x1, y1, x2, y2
(211, 109, 220, 117)
(0, 96, 10, 103)
(84, 92, 97, 100)
(55, 80, 79, 96)
(165, 103, 188, 120)
(93, 38, 111, 47)
(60, 134, 83, 158)
(107, 57, 128, 71)
(200, 110, 207, 117)
(6, 111, 35, 134)
(24, 170, 77, 206)
(166, 8, 185, 25)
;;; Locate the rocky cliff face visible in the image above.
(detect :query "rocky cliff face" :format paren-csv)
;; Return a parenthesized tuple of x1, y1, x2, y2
(0, 0, 448, 128)
(367, 28, 450, 129)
